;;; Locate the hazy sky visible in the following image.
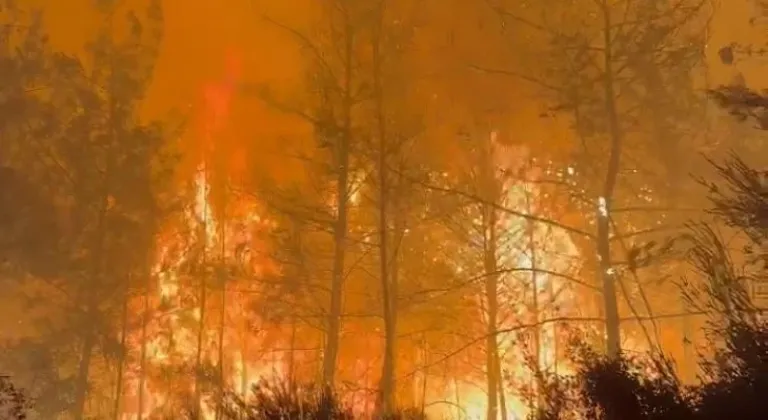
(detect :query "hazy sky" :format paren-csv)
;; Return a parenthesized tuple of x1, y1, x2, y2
(30, 0, 767, 179)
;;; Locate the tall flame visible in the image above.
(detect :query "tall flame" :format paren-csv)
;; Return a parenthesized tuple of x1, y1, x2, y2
(115, 61, 650, 420)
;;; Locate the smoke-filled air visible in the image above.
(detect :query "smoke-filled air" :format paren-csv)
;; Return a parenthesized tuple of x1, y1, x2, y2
(1, 0, 768, 419)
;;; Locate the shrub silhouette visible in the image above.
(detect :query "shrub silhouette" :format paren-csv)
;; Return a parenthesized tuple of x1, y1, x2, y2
(220, 380, 354, 420)
(534, 127, 768, 419)
(533, 320, 768, 420)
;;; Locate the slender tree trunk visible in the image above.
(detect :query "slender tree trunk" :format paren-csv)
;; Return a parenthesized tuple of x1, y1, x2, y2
(484, 205, 500, 420)
(216, 215, 227, 420)
(216, 276, 226, 420)
(138, 271, 150, 420)
(550, 275, 559, 376)
(194, 265, 208, 418)
(420, 337, 428, 417)
(598, 2, 623, 359)
(376, 104, 395, 417)
(526, 186, 546, 412)
(73, 314, 97, 420)
(288, 315, 297, 385)
(240, 321, 248, 396)
(74, 174, 112, 420)
(113, 281, 130, 420)
(383, 197, 403, 412)
(454, 377, 462, 419)
(321, 11, 353, 390)
(497, 372, 508, 420)
(194, 167, 211, 419)
(372, 1, 397, 411)
(681, 293, 694, 383)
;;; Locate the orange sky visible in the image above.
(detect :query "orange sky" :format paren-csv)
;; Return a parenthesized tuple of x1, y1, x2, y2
(34, 0, 767, 108)
(30, 0, 767, 181)
(33, 0, 314, 181)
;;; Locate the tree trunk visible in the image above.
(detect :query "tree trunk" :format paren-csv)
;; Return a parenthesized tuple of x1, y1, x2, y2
(681, 293, 694, 383)
(74, 165, 111, 419)
(138, 272, 150, 420)
(240, 322, 248, 396)
(321, 9, 353, 390)
(526, 186, 545, 412)
(323, 163, 349, 388)
(598, 3, 623, 359)
(372, 0, 397, 414)
(113, 284, 130, 420)
(288, 315, 297, 385)
(194, 173, 210, 419)
(497, 370, 508, 420)
(216, 272, 226, 420)
(216, 219, 228, 420)
(73, 313, 96, 420)
(194, 270, 208, 419)
(381, 196, 403, 415)
(376, 100, 396, 417)
(484, 204, 500, 420)
(420, 337, 428, 417)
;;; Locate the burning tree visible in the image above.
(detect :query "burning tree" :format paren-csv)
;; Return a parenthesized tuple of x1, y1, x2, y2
(533, 113, 768, 420)
(478, 0, 710, 360)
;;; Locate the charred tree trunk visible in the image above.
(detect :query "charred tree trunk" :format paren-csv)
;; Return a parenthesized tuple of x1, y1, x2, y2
(320, 5, 353, 390)
(372, 0, 396, 414)
(194, 258, 208, 419)
(137, 271, 150, 419)
(240, 320, 248, 396)
(681, 293, 694, 383)
(74, 175, 112, 420)
(420, 336, 428, 417)
(376, 82, 396, 419)
(216, 213, 228, 420)
(483, 203, 501, 420)
(113, 280, 130, 420)
(288, 315, 297, 385)
(73, 313, 97, 420)
(193, 168, 211, 419)
(598, 2, 623, 359)
(216, 271, 226, 420)
(386, 189, 404, 410)
(527, 186, 550, 413)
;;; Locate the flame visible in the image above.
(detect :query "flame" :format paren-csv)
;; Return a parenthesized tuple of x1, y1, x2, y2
(111, 63, 652, 420)
(117, 48, 290, 419)
(424, 137, 585, 420)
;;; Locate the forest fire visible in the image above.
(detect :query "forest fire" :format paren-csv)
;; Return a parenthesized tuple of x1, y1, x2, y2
(108, 31, 600, 415)
(117, 49, 287, 418)
(121, 163, 281, 419)
(422, 147, 583, 420)
(6, 1, 767, 419)
(122, 158, 584, 420)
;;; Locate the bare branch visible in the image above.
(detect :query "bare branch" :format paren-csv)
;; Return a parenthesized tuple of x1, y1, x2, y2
(260, 14, 343, 94)
(405, 172, 595, 239)
(468, 64, 560, 92)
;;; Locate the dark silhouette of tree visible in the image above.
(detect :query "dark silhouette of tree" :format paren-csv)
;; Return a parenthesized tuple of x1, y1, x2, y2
(708, 86, 768, 130)
(0, 2, 174, 418)
(0, 167, 60, 278)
